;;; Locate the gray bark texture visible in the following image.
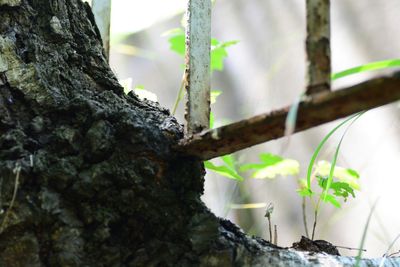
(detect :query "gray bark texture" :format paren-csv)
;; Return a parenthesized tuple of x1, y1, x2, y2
(0, 0, 399, 266)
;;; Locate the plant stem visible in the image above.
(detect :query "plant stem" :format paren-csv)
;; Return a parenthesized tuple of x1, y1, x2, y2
(302, 197, 310, 238)
(311, 197, 322, 240)
(171, 73, 186, 115)
(268, 217, 272, 243)
(274, 224, 278, 245)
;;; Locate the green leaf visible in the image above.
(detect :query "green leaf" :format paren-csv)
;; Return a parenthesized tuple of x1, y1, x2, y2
(164, 28, 185, 56)
(332, 59, 400, 80)
(260, 153, 284, 165)
(210, 90, 222, 104)
(222, 154, 236, 169)
(204, 160, 244, 181)
(252, 159, 299, 179)
(315, 161, 360, 190)
(346, 168, 360, 179)
(322, 194, 341, 208)
(330, 182, 355, 200)
(209, 111, 215, 129)
(306, 113, 362, 190)
(211, 47, 228, 71)
(297, 187, 314, 197)
(210, 39, 239, 71)
(240, 153, 299, 179)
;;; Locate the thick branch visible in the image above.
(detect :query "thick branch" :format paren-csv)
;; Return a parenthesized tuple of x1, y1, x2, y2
(178, 75, 400, 160)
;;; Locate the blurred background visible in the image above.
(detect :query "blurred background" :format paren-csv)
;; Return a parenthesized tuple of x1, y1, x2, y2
(92, 0, 400, 258)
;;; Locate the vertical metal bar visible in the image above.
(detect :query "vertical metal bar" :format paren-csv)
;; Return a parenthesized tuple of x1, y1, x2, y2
(185, 0, 211, 135)
(305, 0, 331, 95)
(92, 0, 111, 61)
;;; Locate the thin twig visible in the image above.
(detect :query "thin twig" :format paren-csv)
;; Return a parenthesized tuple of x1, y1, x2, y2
(0, 162, 21, 233)
(334, 245, 366, 252)
(172, 73, 186, 115)
(302, 197, 310, 238)
(268, 217, 272, 243)
(311, 197, 322, 240)
(274, 225, 278, 245)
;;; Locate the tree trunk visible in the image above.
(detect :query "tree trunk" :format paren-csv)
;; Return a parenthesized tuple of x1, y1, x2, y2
(0, 1, 399, 266)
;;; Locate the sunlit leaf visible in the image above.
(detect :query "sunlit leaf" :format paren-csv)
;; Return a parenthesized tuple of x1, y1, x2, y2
(204, 160, 243, 181)
(297, 187, 313, 197)
(315, 161, 360, 190)
(240, 153, 299, 179)
(260, 153, 284, 165)
(164, 28, 185, 56)
(322, 194, 341, 208)
(222, 154, 235, 169)
(252, 159, 299, 179)
(210, 39, 239, 71)
(240, 153, 283, 171)
(210, 90, 222, 104)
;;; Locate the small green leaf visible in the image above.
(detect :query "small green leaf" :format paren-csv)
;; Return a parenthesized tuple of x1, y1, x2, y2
(346, 168, 360, 179)
(240, 153, 299, 179)
(322, 194, 341, 208)
(297, 187, 314, 197)
(210, 90, 222, 104)
(211, 47, 228, 71)
(315, 161, 360, 190)
(252, 159, 299, 179)
(164, 28, 185, 56)
(210, 39, 239, 71)
(204, 160, 243, 181)
(222, 154, 235, 169)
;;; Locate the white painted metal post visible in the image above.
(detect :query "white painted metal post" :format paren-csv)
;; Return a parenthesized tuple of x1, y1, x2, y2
(185, 0, 211, 135)
(92, 0, 111, 60)
(306, 0, 331, 95)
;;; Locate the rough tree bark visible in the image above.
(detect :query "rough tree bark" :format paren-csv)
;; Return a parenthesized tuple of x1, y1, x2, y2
(0, 1, 399, 266)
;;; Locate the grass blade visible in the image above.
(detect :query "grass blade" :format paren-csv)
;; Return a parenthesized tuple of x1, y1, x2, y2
(323, 112, 364, 198)
(379, 233, 400, 267)
(306, 113, 361, 190)
(355, 200, 379, 267)
(332, 59, 400, 81)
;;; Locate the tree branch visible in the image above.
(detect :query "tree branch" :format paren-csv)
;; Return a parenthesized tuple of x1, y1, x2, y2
(178, 75, 400, 160)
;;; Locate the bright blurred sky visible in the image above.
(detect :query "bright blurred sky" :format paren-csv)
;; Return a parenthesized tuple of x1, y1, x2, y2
(111, 0, 186, 34)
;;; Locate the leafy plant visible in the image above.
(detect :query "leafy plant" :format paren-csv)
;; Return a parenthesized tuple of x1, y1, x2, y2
(298, 112, 363, 239)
